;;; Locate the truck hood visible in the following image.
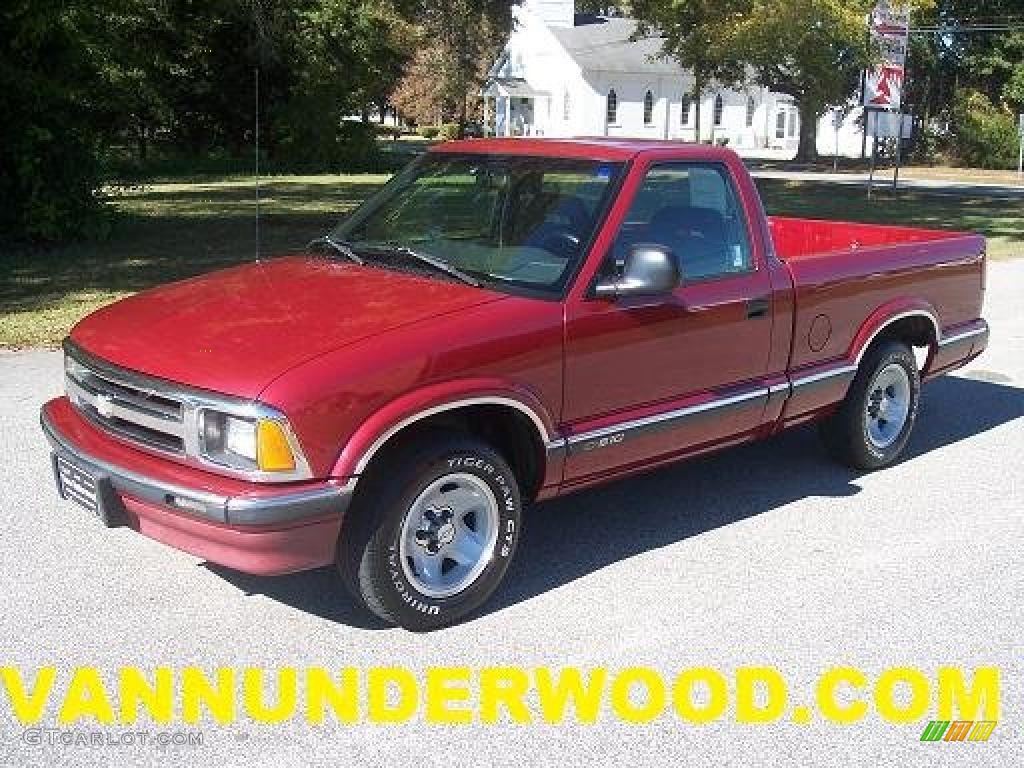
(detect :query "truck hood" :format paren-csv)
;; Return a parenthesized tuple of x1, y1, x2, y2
(70, 255, 505, 399)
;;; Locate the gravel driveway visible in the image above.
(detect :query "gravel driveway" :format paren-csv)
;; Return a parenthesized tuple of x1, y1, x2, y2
(1, 261, 1021, 768)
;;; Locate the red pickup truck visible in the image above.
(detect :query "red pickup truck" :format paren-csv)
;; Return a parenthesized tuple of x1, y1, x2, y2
(41, 139, 989, 630)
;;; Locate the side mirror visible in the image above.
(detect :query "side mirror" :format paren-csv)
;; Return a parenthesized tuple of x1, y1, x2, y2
(594, 244, 680, 299)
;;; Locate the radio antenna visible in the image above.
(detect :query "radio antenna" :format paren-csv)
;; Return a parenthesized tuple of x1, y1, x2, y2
(250, 0, 263, 263)
(254, 64, 261, 262)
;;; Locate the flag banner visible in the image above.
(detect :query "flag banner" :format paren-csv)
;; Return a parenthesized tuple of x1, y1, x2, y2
(864, 2, 911, 111)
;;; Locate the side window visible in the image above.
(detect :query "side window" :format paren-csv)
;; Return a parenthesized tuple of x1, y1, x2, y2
(609, 163, 753, 282)
(713, 94, 725, 127)
(606, 89, 618, 125)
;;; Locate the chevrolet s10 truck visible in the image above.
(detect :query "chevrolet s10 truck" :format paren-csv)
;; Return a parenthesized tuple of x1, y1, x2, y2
(41, 140, 989, 630)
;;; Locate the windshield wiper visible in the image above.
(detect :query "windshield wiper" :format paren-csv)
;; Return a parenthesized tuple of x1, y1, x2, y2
(307, 235, 364, 265)
(365, 244, 481, 288)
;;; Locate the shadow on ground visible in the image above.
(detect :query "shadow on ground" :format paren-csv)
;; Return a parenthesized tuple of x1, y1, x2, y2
(206, 374, 1024, 630)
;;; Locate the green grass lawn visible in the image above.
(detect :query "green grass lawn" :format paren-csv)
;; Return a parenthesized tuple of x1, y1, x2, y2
(758, 179, 1024, 261)
(1, 174, 1020, 348)
(0, 175, 389, 348)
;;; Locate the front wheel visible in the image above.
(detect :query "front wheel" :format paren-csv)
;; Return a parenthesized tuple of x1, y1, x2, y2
(819, 340, 921, 470)
(337, 432, 521, 631)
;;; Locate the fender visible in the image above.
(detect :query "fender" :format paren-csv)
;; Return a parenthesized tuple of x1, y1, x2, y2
(330, 378, 563, 483)
(780, 300, 940, 427)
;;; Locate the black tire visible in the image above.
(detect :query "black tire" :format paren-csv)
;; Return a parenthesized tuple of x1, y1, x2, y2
(819, 340, 921, 470)
(336, 431, 521, 631)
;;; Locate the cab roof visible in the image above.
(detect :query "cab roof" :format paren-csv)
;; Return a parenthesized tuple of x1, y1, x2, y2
(431, 137, 739, 163)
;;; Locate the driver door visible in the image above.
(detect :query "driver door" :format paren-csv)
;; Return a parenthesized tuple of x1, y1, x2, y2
(562, 162, 774, 482)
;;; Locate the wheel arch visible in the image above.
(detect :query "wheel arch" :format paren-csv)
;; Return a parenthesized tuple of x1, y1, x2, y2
(850, 303, 941, 372)
(332, 385, 561, 502)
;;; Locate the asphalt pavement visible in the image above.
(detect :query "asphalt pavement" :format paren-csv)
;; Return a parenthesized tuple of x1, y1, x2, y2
(1, 261, 1021, 767)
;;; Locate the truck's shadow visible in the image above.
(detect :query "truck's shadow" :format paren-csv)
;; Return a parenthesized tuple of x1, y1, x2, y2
(205, 374, 1023, 630)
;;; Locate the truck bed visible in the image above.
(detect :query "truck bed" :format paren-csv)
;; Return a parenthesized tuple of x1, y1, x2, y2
(766, 216, 987, 423)
(768, 216, 974, 261)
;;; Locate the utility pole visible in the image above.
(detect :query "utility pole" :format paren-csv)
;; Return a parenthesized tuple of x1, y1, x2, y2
(892, 107, 904, 191)
(867, 111, 879, 200)
(1019, 114, 1023, 180)
(893, 15, 910, 191)
(833, 108, 841, 173)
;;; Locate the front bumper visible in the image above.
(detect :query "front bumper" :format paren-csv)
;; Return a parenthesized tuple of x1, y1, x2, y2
(41, 397, 353, 575)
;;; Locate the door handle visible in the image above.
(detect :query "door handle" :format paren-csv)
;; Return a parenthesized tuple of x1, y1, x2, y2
(746, 296, 770, 319)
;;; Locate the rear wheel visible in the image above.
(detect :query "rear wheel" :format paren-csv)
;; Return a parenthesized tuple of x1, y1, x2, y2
(819, 340, 921, 470)
(337, 432, 521, 631)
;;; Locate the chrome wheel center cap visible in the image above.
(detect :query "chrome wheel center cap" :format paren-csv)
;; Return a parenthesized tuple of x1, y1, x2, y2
(413, 506, 455, 555)
(436, 522, 456, 548)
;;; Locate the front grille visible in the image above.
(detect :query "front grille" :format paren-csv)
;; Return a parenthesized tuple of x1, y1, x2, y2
(65, 353, 186, 455)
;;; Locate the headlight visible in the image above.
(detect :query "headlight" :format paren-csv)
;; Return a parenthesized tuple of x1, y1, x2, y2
(200, 411, 297, 473)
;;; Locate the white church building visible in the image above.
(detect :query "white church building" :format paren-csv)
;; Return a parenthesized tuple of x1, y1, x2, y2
(482, 0, 873, 158)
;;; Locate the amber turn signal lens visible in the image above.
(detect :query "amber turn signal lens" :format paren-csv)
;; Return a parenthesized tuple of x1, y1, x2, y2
(256, 420, 296, 472)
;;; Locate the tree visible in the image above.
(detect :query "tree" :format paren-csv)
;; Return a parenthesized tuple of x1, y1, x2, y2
(899, 1, 1024, 167)
(274, 1, 416, 165)
(414, 0, 515, 135)
(922, 0, 1024, 110)
(952, 89, 1019, 168)
(736, 0, 935, 161)
(392, 38, 449, 125)
(630, 0, 752, 143)
(92, 0, 301, 160)
(0, 0, 110, 240)
(734, 1, 873, 161)
(576, 2, 628, 14)
(296, 0, 417, 123)
(961, 26, 1024, 113)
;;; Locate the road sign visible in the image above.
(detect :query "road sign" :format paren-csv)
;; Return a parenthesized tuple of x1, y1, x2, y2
(870, 111, 913, 138)
(863, 2, 911, 111)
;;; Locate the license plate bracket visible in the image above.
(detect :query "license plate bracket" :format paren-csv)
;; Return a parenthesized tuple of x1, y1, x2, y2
(53, 454, 127, 528)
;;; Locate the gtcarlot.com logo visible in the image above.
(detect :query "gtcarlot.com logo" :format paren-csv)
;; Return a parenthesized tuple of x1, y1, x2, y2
(920, 720, 997, 742)
(22, 728, 203, 748)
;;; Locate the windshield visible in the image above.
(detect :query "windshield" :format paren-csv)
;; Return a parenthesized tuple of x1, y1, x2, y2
(331, 153, 624, 295)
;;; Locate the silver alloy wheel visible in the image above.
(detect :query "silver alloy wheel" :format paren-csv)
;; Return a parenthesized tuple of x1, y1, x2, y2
(399, 472, 500, 599)
(864, 363, 911, 449)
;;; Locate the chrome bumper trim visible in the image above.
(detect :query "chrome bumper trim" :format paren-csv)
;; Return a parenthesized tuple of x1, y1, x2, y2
(790, 364, 858, 389)
(41, 409, 352, 526)
(565, 385, 768, 453)
(938, 322, 989, 347)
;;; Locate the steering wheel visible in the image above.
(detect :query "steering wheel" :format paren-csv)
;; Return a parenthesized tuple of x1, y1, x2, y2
(537, 227, 582, 260)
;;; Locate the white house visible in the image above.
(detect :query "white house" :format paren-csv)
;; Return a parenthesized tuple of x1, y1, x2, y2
(483, 0, 876, 159)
